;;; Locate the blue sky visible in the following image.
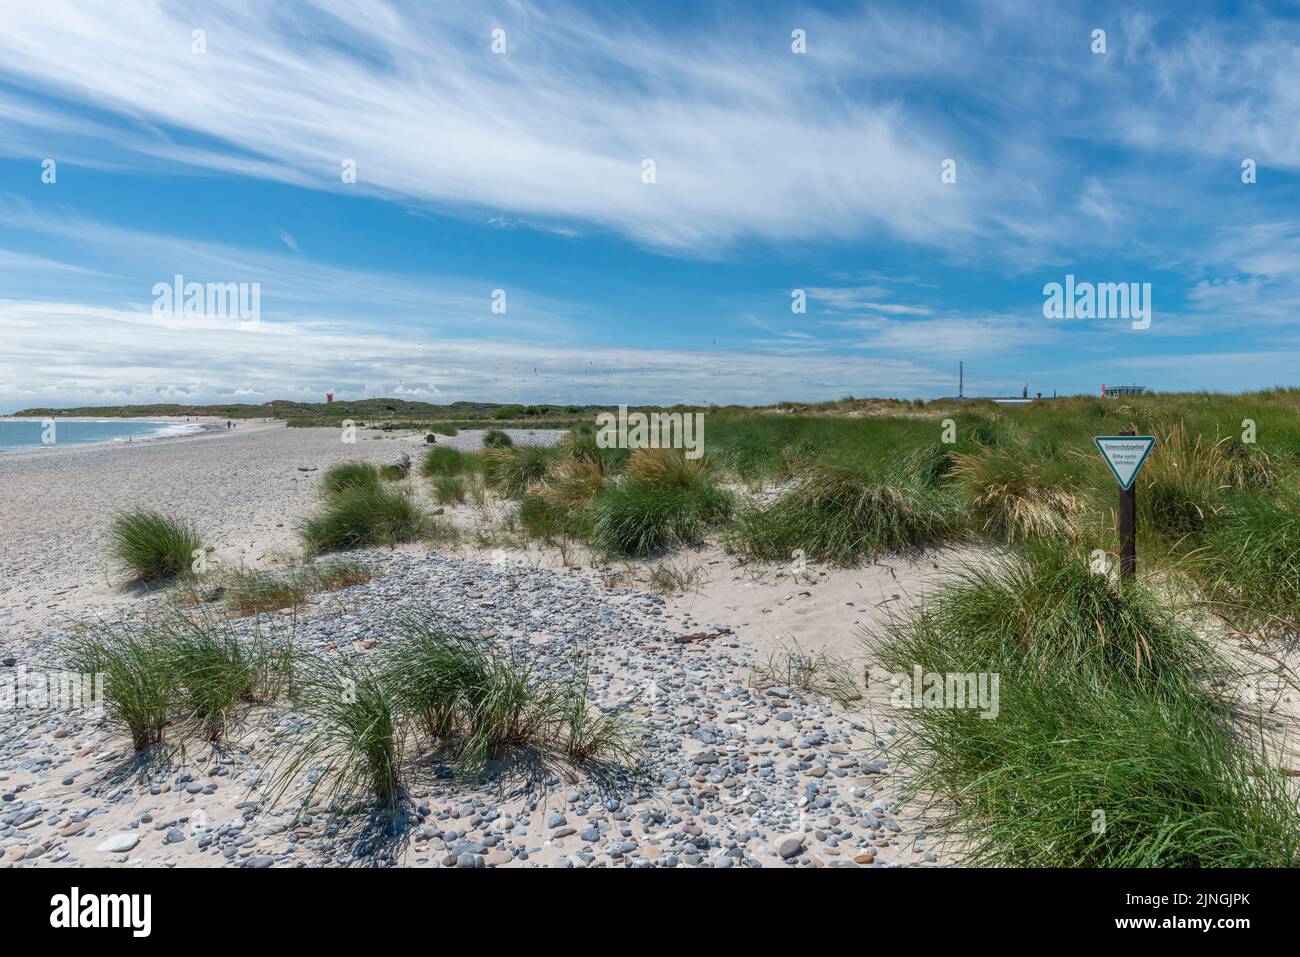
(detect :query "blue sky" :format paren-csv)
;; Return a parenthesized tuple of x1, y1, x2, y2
(1, 0, 1298, 411)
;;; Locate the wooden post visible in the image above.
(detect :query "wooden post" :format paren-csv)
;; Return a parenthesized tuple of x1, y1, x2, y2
(1119, 428, 1136, 583)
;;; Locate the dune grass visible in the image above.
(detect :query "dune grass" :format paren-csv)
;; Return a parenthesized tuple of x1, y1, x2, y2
(482, 429, 513, 449)
(320, 461, 381, 497)
(301, 484, 443, 552)
(108, 509, 204, 582)
(266, 654, 407, 815)
(866, 543, 1300, 866)
(223, 560, 371, 616)
(383, 613, 639, 776)
(225, 568, 308, 616)
(557, 425, 629, 473)
(483, 445, 556, 497)
(67, 624, 177, 750)
(950, 444, 1088, 543)
(1196, 492, 1300, 634)
(157, 611, 281, 740)
(516, 457, 606, 542)
(421, 445, 480, 477)
(66, 609, 293, 748)
(592, 483, 732, 556)
(728, 462, 960, 565)
(432, 474, 467, 504)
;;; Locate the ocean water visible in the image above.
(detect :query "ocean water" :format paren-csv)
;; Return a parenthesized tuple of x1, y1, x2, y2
(0, 419, 202, 452)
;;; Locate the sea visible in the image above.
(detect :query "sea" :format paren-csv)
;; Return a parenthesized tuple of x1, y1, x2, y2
(0, 419, 204, 453)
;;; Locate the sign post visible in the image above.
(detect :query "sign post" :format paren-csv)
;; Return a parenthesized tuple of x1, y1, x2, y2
(1094, 431, 1156, 584)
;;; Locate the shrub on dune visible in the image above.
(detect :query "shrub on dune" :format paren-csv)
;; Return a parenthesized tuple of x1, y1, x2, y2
(108, 509, 203, 582)
(729, 463, 959, 566)
(482, 429, 513, 449)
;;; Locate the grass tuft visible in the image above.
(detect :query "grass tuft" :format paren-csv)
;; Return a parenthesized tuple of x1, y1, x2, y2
(321, 461, 381, 497)
(301, 484, 440, 552)
(108, 509, 203, 582)
(866, 543, 1300, 866)
(729, 463, 958, 566)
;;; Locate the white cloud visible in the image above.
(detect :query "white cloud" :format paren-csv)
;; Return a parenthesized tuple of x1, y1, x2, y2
(0, 297, 953, 410)
(0, 1, 995, 255)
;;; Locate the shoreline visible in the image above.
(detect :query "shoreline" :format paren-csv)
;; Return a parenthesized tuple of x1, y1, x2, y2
(0, 416, 245, 460)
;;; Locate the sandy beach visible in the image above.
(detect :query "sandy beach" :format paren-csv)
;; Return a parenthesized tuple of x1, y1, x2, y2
(1, 423, 952, 869)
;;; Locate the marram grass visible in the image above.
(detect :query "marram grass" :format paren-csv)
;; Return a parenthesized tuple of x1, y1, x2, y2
(866, 543, 1300, 867)
(108, 509, 204, 582)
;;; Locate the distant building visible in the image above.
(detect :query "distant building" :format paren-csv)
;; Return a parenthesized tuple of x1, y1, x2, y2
(1101, 384, 1146, 398)
(326, 391, 334, 403)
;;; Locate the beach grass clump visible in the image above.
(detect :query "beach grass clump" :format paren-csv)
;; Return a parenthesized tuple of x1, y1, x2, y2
(66, 624, 177, 750)
(517, 457, 607, 542)
(559, 677, 639, 767)
(483, 445, 556, 497)
(867, 543, 1300, 866)
(950, 445, 1086, 542)
(300, 485, 436, 552)
(482, 429, 513, 449)
(267, 655, 406, 814)
(382, 614, 638, 776)
(157, 614, 266, 740)
(108, 509, 204, 582)
(432, 474, 467, 504)
(378, 463, 409, 482)
(421, 445, 479, 477)
(1133, 425, 1227, 540)
(621, 447, 711, 491)
(557, 426, 629, 474)
(591, 483, 732, 557)
(320, 461, 382, 497)
(1197, 493, 1300, 634)
(584, 447, 731, 556)
(729, 463, 959, 566)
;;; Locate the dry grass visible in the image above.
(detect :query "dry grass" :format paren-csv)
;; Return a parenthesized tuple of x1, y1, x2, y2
(950, 447, 1087, 542)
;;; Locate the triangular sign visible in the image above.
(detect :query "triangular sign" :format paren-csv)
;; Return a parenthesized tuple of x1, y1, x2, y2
(1094, 435, 1156, 491)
